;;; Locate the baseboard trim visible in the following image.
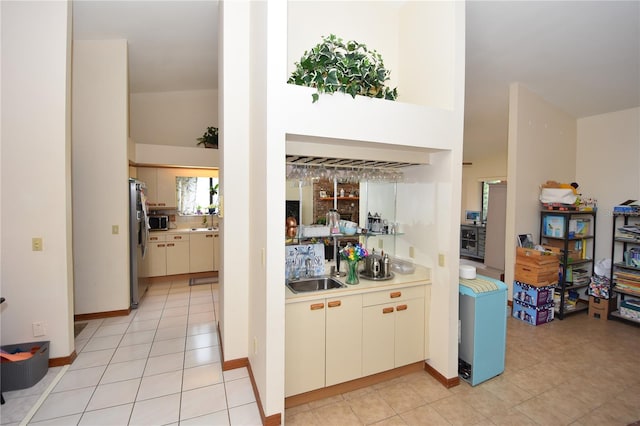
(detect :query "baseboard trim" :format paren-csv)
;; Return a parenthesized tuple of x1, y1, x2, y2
(285, 361, 424, 408)
(508, 299, 513, 307)
(246, 362, 282, 426)
(424, 362, 460, 388)
(74, 309, 130, 322)
(222, 357, 248, 371)
(49, 350, 77, 367)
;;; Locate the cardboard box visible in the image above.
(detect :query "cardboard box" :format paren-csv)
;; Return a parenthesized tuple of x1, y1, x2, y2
(513, 281, 555, 307)
(512, 300, 554, 325)
(514, 263, 559, 286)
(588, 296, 617, 320)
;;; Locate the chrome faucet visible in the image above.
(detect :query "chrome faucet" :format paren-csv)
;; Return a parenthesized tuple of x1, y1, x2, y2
(305, 258, 312, 277)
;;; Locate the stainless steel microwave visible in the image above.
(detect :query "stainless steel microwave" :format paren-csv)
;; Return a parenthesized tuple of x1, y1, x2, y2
(148, 215, 169, 231)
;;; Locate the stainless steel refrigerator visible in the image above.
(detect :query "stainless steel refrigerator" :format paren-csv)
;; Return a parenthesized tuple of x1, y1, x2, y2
(129, 178, 149, 309)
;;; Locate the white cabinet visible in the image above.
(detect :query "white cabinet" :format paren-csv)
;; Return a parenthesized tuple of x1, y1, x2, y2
(144, 232, 190, 277)
(136, 167, 176, 209)
(285, 293, 363, 396)
(325, 294, 362, 386)
(213, 233, 220, 271)
(362, 286, 425, 376)
(166, 234, 190, 275)
(190, 232, 215, 273)
(285, 299, 326, 397)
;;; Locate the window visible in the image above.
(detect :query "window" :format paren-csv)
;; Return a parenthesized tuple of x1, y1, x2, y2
(481, 180, 502, 222)
(177, 176, 219, 215)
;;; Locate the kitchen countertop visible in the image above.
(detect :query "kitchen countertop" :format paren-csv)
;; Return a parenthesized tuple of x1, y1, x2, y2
(150, 227, 219, 234)
(285, 263, 431, 303)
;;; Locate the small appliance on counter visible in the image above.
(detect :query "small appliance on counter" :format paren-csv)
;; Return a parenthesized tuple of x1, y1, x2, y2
(360, 249, 394, 281)
(148, 214, 169, 231)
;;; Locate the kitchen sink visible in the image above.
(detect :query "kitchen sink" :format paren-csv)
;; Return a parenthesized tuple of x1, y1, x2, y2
(286, 277, 346, 293)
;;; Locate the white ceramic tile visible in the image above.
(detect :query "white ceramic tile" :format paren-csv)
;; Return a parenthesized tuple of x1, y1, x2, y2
(228, 402, 261, 426)
(188, 303, 214, 314)
(182, 363, 224, 391)
(31, 387, 93, 422)
(69, 348, 115, 370)
(119, 330, 156, 347)
(163, 306, 190, 318)
(85, 378, 140, 411)
(129, 393, 181, 426)
(187, 322, 217, 336)
(168, 287, 190, 295)
(136, 369, 183, 401)
(78, 403, 133, 425)
(224, 377, 255, 408)
(158, 315, 188, 330)
(29, 413, 83, 425)
(100, 358, 147, 384)
(144, 352, 185, 376)
(133, 309, 163, 321)
(150, 337, 186, 357)
(180, 383, 227, 421)
(126, 318, 160, 333)
(74, 338, 89, 353)
(75, 325, 98, 341)
(179, 410, 229, 426)
(53, 365, 106, 392)
(189, 295, 213, 306)
(184, 346, 220, 369)
(143, 294, 168, 305)
(0, 394, 41, 424)
(165, 298, 189, 309)
(155, 325, 187, 341)
(136, 301, 166, 313)
(82, 334, 122, 352)
(102, 315, 134, 325)
(186, 332, 218, 350)
(92, 323, 129, 338)
(188, 311, 215, 325)
(3, 367, 63, 399)
(110, 343, 152, 363)
(223, 367, 249, 383)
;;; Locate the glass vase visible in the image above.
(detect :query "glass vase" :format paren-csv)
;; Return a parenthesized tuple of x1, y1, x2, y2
(346, 259, 360, 285)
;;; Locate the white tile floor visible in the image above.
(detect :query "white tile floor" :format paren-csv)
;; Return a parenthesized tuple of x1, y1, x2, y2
(1, 279, 261, 426)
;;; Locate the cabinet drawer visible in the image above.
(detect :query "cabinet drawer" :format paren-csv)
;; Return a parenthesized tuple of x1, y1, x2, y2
(148, 233, 167, 242)
(362, 285, 424, 307)
(168, 233, 189, 241)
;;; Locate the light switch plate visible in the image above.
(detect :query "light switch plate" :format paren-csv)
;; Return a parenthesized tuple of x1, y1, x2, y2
(32, 237, 43, 251)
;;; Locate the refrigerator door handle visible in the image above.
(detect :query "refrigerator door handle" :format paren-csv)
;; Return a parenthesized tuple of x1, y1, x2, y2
(140, 209, 149, 259)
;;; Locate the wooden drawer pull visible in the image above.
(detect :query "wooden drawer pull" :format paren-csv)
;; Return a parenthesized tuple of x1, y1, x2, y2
(383, 307, 394, 314)
(206, 234, 213, 238)
(167, 243, 174, 247)
(174, 236, 182, 240)
(158, 244, 165, 247)
(328, 301, 341, 308)
(214, 235, 219, 238)
(396, 304, 408, 311)
(150, 237, 159, 241)
(310, 303, 325, 311)
(390, 291, 402, 299)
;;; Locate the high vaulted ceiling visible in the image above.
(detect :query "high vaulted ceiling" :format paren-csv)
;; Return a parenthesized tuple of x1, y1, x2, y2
(73, 1, 640, 162)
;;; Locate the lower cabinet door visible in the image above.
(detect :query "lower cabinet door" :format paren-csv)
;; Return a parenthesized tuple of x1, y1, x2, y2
(145, 242, 167, 277)
(189, 233, 214, 273)
(325, 294, 362, 386)
(285, 300, 326, 397)
(166, 241, 190, 275)
(362, 303, 395, 376)
(394, 297, 425, 367)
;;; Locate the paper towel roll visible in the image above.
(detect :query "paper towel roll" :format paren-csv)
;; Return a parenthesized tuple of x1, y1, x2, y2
(459, 264, 477, 279)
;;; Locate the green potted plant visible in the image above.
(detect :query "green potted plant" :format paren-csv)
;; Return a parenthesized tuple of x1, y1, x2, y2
(288, 34, 398, 103)
(197, 126, 219, 149)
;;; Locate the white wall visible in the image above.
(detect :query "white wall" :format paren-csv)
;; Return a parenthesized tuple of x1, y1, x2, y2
(72, 40, 130, 315)
(505, 83, 577, 293)
(577, 107, 640, 262)
(130, 89, 218, 148)
(1, 1, 75, 359)
(135, 143, 219, 168)
(460, 153, 507, 222)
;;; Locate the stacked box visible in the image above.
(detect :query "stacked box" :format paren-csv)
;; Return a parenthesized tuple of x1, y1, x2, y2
(513, 281, 555, 307)
(619, 299, 640, 321)
(512, 299, 554, 325)
(588, 296, 617, 320)
(543, 239, 584, 262)
(515, 247, 560, 286)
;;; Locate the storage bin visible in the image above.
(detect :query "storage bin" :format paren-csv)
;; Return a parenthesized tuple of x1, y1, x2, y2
(513, 281, 555, 307)
(514, 263, 559, 286)
(1, 341, 49, 391)
(512, 300, 554, 325)
(588, 296, 616, 320)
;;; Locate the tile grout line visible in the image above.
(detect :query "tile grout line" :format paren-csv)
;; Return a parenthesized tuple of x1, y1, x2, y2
(18, 365, 69, 426)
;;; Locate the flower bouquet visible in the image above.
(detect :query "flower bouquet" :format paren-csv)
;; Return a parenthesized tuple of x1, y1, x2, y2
(340, 243, 368, 285)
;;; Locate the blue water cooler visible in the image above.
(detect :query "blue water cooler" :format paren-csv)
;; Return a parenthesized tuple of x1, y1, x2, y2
(458, 274, 507, 386)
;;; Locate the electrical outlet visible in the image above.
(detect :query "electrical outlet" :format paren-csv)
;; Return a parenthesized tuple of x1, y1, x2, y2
(438, 253, 445, 267)
(409, 246, 415, 258)
(32, 237, 43, 251)
(112, 225, 119, 235)
(253, 337, 258, 355)
(32, 321, 46, 337)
